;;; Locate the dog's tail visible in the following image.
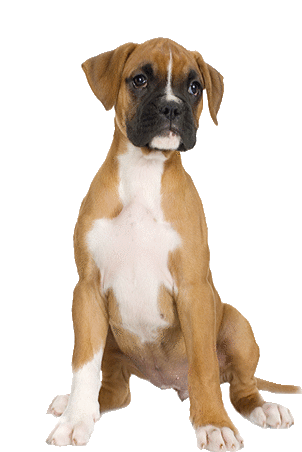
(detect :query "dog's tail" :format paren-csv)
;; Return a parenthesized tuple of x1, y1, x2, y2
(256, 377, 302, 394)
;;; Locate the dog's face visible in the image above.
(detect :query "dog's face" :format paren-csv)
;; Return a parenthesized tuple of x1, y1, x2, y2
(82, 38, 224, 152)
(122, 41, 202, 152)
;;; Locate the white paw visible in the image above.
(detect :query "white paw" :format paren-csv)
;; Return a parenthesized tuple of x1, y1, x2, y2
(248, 402, 294, 429)
(46, 403, 100, 446)
(46, 415, 95, 446)
(196, 425, 244, 452)
(47, 395, 70, 417)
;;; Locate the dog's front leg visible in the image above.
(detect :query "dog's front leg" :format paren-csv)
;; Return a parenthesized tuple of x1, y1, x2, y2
(177, 281, 244, 451)
(47, 279, 108, 446)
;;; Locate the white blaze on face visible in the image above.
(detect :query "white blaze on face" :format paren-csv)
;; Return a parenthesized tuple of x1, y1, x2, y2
(149, 52, 182, 151)
(165, 51, 181, 103)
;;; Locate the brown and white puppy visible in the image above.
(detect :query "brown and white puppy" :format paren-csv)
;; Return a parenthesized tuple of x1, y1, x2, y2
(47, 38, 300, 451)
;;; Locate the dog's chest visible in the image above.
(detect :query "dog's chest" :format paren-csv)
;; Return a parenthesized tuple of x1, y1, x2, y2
(87, 146, 181, 342)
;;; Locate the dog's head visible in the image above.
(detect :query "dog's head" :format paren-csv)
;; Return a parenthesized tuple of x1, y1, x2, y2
(82, 38, 223, 152)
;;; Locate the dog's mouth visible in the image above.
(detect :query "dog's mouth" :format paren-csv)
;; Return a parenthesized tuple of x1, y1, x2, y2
(148, 127, 181, 151)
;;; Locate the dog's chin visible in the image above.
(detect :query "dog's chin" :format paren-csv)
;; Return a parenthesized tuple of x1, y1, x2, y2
(149, 131, 181, 152)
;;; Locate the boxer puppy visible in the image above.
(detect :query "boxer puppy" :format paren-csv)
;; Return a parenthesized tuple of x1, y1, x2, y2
(47, 38, 300, 451)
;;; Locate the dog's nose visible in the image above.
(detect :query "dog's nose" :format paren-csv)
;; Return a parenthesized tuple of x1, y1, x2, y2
(159, 102, 182, 121)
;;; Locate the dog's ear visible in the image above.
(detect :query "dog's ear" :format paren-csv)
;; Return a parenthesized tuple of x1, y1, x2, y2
(82, 42, 137, 111)
(193, 51, 224, 125)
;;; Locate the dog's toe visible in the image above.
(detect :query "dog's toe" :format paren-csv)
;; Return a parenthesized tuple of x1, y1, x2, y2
(47, 394, 70, 417)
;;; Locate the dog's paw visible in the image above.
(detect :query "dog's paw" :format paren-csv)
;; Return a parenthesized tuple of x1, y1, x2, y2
(248, 402, 294, 429)
(47, 395, 69, 417)
(195, 425, 244, 451)
(46, 415, 95, 446)
(46, 402, 100, 446)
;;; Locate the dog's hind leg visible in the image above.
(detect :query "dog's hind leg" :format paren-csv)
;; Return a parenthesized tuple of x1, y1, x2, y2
(98, 328, 132, 414)
(218, 303, 294, 429)
(218, 304, 263, 413)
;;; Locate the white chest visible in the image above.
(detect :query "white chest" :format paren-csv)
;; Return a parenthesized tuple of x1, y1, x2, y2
(87, 145, 181, 342)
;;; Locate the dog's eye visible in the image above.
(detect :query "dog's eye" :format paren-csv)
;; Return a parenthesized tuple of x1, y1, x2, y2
(132, 74, 148, 89)
(188, 81, 202, 96)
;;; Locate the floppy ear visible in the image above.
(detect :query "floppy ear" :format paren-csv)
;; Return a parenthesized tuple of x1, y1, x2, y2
(82, 42, 137, 111)
(193, 51, 224, 125)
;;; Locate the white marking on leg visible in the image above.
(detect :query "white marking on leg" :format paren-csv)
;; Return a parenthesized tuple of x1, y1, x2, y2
(165, 51, 181, 103)
(46, 349, 103, 446)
